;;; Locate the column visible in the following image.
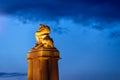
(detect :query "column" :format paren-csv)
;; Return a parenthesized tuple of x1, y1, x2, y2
(39, 58, 49, 80)
(49, 58, 59, 80)
(33, 59, 40, 80)
(28, 59, 33, 80)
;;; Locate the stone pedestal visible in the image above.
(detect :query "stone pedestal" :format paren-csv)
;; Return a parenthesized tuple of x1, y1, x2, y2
(27, 48, 60, 80)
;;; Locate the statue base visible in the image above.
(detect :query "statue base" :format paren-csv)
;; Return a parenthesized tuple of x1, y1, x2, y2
(27, 47, 60, 80)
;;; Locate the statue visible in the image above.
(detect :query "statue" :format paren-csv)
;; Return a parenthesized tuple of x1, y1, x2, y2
(27, 24, 60, 80)
(34, 24, 54, 49)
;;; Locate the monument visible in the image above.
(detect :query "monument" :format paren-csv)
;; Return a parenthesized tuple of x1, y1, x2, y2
(27, 24, 60, 80)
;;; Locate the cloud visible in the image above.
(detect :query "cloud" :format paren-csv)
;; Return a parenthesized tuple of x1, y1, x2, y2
(0, 72, 27, 78)
(0, 0, 120, 23)
(0, 0, 120, 35)
(109, 30, 120, 38)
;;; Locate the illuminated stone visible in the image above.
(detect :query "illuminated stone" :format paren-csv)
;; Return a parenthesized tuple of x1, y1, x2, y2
(27, 24, 60, 80)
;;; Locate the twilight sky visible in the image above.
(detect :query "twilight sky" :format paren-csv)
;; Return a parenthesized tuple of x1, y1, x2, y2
(0, 0, 120, 80)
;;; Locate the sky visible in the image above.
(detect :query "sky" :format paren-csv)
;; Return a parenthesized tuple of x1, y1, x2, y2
(0, 0, 120, 80)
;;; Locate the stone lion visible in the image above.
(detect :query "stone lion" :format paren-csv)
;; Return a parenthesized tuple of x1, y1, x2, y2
(35, 24, 54, 48)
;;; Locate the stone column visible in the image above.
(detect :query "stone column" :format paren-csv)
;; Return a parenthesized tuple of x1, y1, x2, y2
(33, 59, 40, 80)
(27, 48, 60, 80)
(27, 59, 33, 80)
(27, 24, 60, 80)
(49, 58, 59, 80)
(38, 58, 49, 80)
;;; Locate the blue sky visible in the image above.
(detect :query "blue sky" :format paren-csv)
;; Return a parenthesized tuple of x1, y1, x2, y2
(0, 0, 120, 80)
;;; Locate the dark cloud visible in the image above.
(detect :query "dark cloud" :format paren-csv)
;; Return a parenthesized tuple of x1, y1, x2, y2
(52, 26, 69, 34)
(109, 30, 120, 38)
(0, 0, 120, 35)
(0, 72, 27, 78)
(92, 25, 105, 30)
(0, 0, 120, 23)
